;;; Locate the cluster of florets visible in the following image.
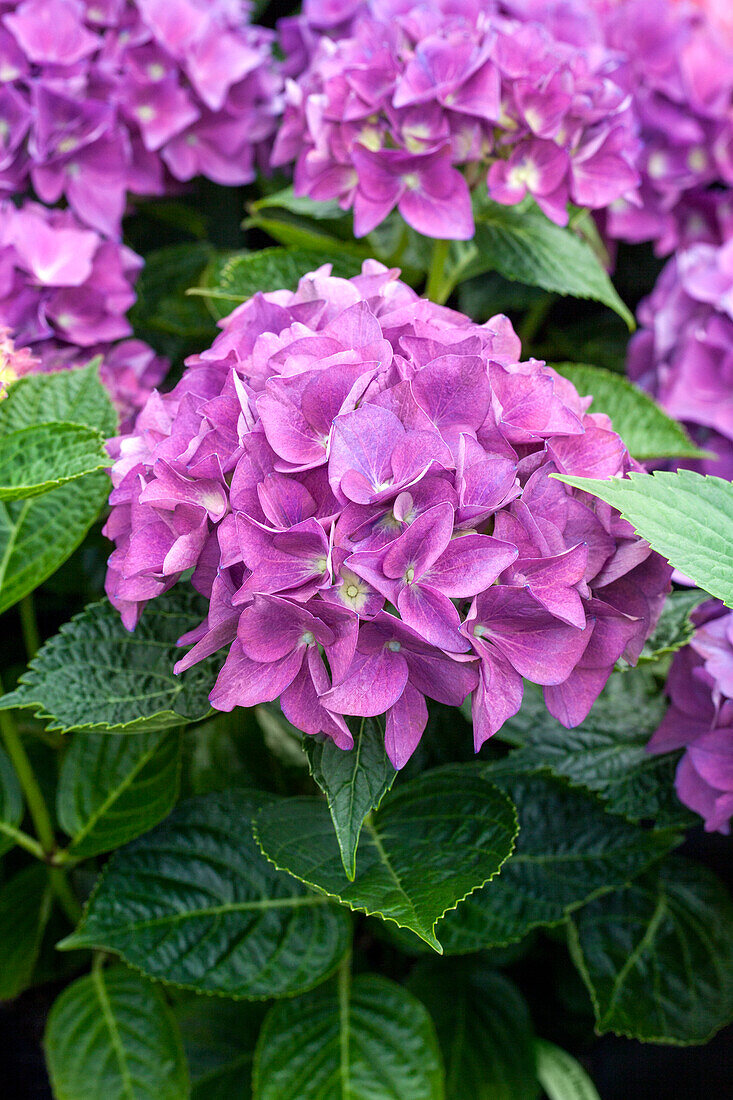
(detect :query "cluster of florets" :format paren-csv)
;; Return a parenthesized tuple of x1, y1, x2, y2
(627, 236, 733, 479)
(0, 199, 166, 426)
(0, 0, 282, 237)
(0, 323, 37, 396)
(648, 601, 733, 833)
(271, 0, 639, 238)
(595, 0, 733, 254)
(104, 261, 670, 768)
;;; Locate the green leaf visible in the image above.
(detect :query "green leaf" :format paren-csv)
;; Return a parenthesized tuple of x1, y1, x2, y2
(408, 960, 538, 1100)
(250, 187, 350, 222)
(0, 742, 23, 856)
(0, 589, 220, 732)
(253, 973, 444, 1100)
(128, 241, 215, 361)
(247, 189, 370, 260)
(175, 994, 265, 1100)
(193, 247, 363, 322)
(0, 470, 110, 614)
(44, 965, 190, 1100)
(638, 589, 709, 664)
(534, 1041, 601, 1100)
(500, 672, 692, 827)
(254, 770, 518, 952)
(424, 767, 676, 954)
(554, 470, 733, 607)
(453, 200, 634, 327)
(0, 360, 117, 438)
(568, 858, 733, 1044)
(59, 791, 351, 999)
(304, 715, 397, 880)
(0, 864, 52, 999)
(552, 364, 705, 461)
(57, 730, 181, 859)
(0, 422, 108, 501)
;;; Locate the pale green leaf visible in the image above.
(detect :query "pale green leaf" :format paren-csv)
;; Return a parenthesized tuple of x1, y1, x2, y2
(254, 770, 518, 952)
(554, 470, 733, 607)
(59, 791, 351, 999)
(0, 360, 117, 438)
(0, 864, 52, 999)
(568, 859, 733, 1044)
(57, 731, 181, 859)
(534, 1041, 601, 1100)
(44, 966, 190, 1100)
(253, 973, 444, 1100)
(0, 422, 108, 501)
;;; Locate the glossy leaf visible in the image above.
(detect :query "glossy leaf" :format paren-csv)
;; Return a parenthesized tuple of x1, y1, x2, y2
(0, 590, 219, 732)
(500, 672, 692, 826)
(60, 791, 351, 999)
(254, 770, 518, 952)
(534, 1041, 601, 1100)
(0, 864, 52, 999)
(0, 742, 23, 856)
(176, 994, 265, 1100)
(0, 422, 108, 501)
(552, 364, 704, 461)
(408, 960, 538, 1100)
(555, 471, 733, 608)
(568, 859, 733, 1044)
(0, 471, 110, 615)
(0, 360, 116, 438)
(253, 973, 444, 1100)
(44, 966, 189, 1100)
(304, 715, 396, 879)
(57, 730, 181, 859)
(426, 767, 676, 954)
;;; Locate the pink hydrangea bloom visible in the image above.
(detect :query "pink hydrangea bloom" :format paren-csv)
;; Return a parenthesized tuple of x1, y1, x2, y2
(271, 0, 638, 238)
(0, 0, 282, 237)
(0, 198, 167, 427)
(104, 260, 670, 769)
(648, 601, 733, 833)
(627, 237, 733, 479)
(0, 323, 37, 397)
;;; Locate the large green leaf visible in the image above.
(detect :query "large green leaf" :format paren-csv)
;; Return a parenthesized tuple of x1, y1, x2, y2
(500, 672, 691, 827)
(0, 589, 219, 732)
(128, 241, 215, 362)
(568, 859, 733, 1044)
(175, 995, 265, 1100)
(552, 364, 704, 461)
(60, 791, 351, 999)
(0, 422, 108, 501)
(304, 715, 396, 880)
(555, 470, 733, 607)
(57, 730, 181, 859)
(0, 471, 110, 614)
(451, 200, 634, 327)
(0, 741, 23, 856)
(638, 589, 709, 664)
(253, 973, 444, 1100)
(408, 960, 538, 1100)
(534, 1041, 601, 1100)
(44, 966, 190, 1100)
(423, 767, 676, 954)
(0, 864, 52, 999)
(254, 771, 517, 952)
(0, 360, 117, 437)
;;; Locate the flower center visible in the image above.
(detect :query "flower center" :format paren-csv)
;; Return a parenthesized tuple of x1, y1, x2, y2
(387, 640, 402, 652)
(402, 172, 421, 191)
(301, 631, 315, 646)
(136, 105, 156, 122)
(405, 565, 415, 583)
(345, 584, 359, 599)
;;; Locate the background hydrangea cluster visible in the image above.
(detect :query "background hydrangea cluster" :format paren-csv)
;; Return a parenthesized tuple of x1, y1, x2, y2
(0, 0, 282, 237)
(0, 198, 166, 424)
(105, 260, 670, 768)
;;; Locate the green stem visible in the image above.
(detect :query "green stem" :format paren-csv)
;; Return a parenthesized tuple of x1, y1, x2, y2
(19, 594, 41, 660)
(49, 867, 83, 926)
(0, 673, 56, 854)
(0, 819, 47, 860)
(425, 239, 451, 304)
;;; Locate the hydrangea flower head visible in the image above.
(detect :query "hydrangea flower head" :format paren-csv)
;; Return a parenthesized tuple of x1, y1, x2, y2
(272, 0, 638, 238)
(627, 237, 733, 479)
(648, 601, 733, 833)
(104, 260, 670, 769)
(0, 198, 167, 427)
(0, 0, 282, 237)
(0, 324, 37, 397)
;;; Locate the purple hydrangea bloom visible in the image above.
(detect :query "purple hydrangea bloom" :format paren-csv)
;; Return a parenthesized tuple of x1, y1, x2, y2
(648, 601, 733, 833)
(104, 260, 670, 769)
(271, 0, 638, 238)
(627, 237, 733, 479)
(0, 198, 167, 427)
(0, 0, 282, 237)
